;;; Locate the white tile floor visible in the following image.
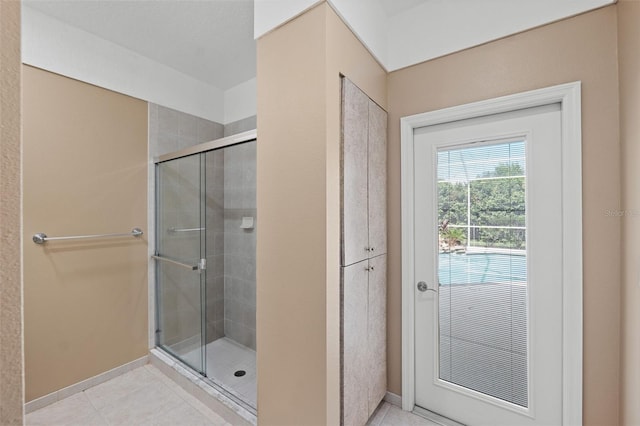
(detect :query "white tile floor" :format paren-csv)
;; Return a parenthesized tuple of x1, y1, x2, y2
(26, 362, 438, 426)
(26, 365, 231, 426)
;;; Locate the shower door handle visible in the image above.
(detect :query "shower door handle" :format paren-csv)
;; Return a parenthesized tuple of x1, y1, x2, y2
(151, 255, 199, 271)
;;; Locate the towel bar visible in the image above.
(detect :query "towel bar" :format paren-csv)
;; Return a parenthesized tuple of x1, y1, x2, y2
(32, 228, 143, 244)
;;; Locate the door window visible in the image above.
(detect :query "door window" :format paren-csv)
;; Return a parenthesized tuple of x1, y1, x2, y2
(437, 141, 528, 407)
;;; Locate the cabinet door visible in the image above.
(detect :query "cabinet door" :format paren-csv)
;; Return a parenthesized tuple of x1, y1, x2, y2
(367, 255, 387, 415)
(342, 78, 370, 266)
(368, 100, 387, 256)
(342, 260, 369, 426)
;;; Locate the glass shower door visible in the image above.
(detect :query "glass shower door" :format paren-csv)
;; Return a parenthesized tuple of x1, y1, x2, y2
(155, 153, 206, 374)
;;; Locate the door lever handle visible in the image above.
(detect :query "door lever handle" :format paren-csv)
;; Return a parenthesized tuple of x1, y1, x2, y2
(417, 281, 437, 293)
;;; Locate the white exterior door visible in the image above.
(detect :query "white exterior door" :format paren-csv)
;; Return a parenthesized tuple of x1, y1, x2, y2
(413, 104, 564, 425)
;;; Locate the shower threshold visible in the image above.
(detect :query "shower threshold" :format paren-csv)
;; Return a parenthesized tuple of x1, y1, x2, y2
(149, 347, 257, 426)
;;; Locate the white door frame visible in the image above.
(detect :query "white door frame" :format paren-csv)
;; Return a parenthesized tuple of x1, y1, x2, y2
(400, 82, 583, 425)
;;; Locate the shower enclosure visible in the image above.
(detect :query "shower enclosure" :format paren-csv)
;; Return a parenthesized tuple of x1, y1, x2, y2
(153, 131, 257, 410)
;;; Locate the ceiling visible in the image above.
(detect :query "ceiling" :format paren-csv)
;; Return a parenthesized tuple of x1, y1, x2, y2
(379, 0, 431, 17)
(23, 0, 438, 92)
(24, 0, 256, 91)
(23, 0, 613, 92)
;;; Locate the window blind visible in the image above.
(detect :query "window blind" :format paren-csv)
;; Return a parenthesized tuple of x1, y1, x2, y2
(437, 140, 528, 407)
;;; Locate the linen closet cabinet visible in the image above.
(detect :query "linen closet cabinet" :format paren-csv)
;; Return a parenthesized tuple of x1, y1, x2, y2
(341, 77, 387, 426)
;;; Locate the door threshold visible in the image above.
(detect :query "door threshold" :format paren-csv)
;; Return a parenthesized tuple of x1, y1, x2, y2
(413, 405, 466, 426)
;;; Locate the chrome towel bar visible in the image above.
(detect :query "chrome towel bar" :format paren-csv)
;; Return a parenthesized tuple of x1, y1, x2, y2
(32, 228, 143, 244)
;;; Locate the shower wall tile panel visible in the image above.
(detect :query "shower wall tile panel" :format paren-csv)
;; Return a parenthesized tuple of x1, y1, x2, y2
(222, 142, 257, 350)
(157, 263, 202, 348)
(179, 113, 198, 142)
(367, 100, 387, 256)
(341, 78, 369, 267)
(149, 104, 158, 154)
(158, 156, 200, 263)
(150, 104, 224, 158)
(199, 120, 225, 143)
(223, 115, 257, 137)
(205, 150, 225, 344)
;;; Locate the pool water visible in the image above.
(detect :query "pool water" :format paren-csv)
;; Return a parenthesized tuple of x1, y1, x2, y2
(438, 252, 527, 285)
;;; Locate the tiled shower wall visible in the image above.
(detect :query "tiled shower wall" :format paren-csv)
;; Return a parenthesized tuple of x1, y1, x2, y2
(149, 104, 224, 158)
(223, 116, 257, 137)
(223, 142, 257, 350)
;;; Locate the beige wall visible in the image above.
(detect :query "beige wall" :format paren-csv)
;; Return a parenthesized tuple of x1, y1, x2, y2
(8, 1, 633, 424)
(618, 1, 640, 424)
(256, 3, 385, 424)
(22, 66, 149, 401)
(0, 0, 24, 424)
(325, 8, 387, 423)
(387, 6, 621, 425)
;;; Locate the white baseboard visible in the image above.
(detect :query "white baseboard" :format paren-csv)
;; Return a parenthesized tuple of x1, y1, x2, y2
(24, 355, 149, 413)
(384, 391, 402, 407)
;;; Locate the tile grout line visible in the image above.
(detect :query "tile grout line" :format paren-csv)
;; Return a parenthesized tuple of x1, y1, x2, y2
(145, 364, 226, 424)
(142, 377, 207, 424)
(81, 390, 112, 426)
(86, 366, 183, 425)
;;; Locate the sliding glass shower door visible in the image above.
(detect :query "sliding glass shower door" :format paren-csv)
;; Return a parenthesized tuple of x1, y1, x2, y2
(154, 133, 257, 411)
(155, 153, 207, 374)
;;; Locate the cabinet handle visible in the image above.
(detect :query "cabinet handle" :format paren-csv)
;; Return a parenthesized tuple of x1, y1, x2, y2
(366, 266, 375, 272)
(365, 247, 375, 252)
(370, 247, 375, 252)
